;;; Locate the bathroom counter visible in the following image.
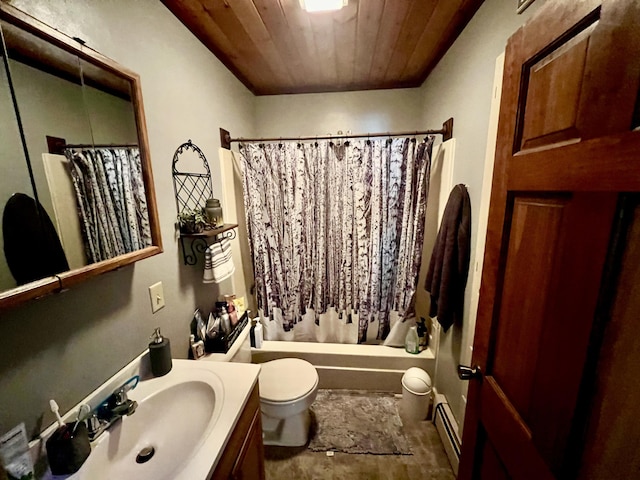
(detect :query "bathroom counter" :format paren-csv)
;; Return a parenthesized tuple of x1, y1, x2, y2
(35, 356, 260, 480)
(171, 360, 261, 479)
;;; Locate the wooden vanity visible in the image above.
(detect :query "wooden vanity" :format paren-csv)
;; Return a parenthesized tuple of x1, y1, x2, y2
(210, 383, 265, 480)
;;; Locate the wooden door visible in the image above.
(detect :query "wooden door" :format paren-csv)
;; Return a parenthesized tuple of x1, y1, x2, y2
(458, 1, 640, 478)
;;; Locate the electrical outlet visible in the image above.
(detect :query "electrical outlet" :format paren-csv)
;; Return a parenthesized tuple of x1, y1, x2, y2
(148, 282, 165, 313)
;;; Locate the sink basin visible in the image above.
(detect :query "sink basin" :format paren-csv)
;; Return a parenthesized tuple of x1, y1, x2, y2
(78, 377, 219, 480)
(61, 360, 261, 480)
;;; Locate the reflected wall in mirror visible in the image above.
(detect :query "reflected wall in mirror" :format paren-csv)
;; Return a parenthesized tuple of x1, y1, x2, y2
(0, 3, 162, 309)
(0, 18, 37, 292)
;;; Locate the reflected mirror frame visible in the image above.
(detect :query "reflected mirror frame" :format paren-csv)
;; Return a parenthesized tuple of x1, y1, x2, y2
(0, 3, 163, 310)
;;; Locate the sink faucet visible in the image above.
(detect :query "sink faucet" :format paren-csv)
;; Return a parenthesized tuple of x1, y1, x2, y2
(87, 375, 139, 441)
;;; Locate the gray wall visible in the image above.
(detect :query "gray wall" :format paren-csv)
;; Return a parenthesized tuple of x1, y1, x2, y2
(418, 0, 545, 430)
(0, 0, 255, 437)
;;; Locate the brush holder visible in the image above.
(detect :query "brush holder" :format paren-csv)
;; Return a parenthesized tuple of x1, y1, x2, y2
(45, 423, 91, 475)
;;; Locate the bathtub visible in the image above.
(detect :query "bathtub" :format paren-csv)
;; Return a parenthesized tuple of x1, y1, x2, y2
(251, 341, 435, 393)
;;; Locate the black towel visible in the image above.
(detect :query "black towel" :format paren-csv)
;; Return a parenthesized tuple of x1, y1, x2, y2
(3, 192, 69, 285)
(425, 184, 471, 332)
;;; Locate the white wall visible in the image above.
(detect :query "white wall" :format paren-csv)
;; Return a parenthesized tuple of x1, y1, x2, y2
(0, 0, 254, 436)
(418, 0, 545, 431)
(255, 88, 424, 137)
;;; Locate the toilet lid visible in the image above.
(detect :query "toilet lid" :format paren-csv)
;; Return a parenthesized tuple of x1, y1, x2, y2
(259, 358, 318, 403)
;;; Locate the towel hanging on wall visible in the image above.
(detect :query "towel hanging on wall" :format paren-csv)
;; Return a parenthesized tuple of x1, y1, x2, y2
(425, 184, 471, 332)
(203, 237, 235, 284)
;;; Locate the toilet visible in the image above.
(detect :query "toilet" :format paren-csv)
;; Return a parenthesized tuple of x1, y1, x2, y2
(202, 323, 319, 447)
(258, 358, 318, 446)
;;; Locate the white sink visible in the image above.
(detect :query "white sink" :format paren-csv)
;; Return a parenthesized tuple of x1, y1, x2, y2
(64, 359, 260, 480)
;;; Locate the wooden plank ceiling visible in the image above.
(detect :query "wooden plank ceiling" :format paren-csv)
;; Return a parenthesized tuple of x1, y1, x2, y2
(161, 0, 485, 95)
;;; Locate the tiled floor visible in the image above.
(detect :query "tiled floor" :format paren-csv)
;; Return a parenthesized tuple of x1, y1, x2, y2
(264, 391, 456, 480)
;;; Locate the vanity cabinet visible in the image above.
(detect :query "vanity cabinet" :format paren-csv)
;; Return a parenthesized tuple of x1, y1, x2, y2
(210, 383, 265, 480)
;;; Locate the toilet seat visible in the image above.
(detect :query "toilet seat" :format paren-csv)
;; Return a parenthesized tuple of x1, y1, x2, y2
(259, 358, 318, 403)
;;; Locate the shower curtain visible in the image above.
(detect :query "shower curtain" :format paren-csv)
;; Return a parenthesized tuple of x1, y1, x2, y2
(241, 137, 433, 342)
(65, 147, 152, 263)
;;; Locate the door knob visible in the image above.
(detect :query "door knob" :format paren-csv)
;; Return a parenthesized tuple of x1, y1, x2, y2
(457, 364, 482, 380)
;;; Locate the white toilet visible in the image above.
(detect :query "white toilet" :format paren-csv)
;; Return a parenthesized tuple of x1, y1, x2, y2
(258, 358, 318, 446)
(202, 324, 319, 447)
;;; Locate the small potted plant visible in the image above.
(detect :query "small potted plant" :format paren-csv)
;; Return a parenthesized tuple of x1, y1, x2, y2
(177, 208, 208, 234)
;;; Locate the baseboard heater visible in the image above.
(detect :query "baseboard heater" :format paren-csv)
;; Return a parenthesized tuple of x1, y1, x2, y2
(433, 394, 461, 475)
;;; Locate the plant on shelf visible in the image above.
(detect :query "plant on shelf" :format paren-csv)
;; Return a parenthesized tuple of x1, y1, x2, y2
(177, 208, 209, 234)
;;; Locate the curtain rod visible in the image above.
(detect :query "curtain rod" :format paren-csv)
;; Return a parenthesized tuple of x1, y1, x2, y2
(64, 143, 139, 149)
(220, 117, 453, 150)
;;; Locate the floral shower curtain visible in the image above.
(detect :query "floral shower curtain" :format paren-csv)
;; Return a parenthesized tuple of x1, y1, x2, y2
(241, 137, 433, 342)
(65, 147, 152, 263)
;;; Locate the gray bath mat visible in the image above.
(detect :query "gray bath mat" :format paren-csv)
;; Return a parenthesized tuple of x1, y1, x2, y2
(308, 390, 412, 455)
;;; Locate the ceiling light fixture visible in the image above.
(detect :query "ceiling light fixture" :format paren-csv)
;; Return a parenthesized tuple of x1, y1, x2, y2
(299, 0, 348, 13)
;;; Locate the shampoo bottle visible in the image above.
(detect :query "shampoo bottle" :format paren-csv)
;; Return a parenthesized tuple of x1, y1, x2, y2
(405, 325, 419, 354)
(253, 317, 263, 349)
(149, 328, 172, 376)
(249, 319, 257, 348)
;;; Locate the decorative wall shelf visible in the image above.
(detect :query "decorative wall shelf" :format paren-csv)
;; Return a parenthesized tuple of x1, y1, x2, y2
(179, 223, 238, 266)
(172, 139, 238, 265)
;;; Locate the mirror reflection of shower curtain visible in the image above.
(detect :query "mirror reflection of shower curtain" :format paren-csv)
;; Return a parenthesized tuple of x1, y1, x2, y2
(65, 147, 152, 263)
(241, 137, 433, 342)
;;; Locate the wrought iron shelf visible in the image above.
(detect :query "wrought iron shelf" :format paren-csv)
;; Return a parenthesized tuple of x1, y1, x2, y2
(178, 223, 238, 265)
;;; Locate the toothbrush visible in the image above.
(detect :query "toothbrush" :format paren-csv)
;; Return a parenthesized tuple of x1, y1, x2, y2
(49, 399, 64, 428)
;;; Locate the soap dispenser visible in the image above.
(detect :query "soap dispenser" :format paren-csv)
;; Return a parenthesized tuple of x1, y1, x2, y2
(149, 327, 172, 376)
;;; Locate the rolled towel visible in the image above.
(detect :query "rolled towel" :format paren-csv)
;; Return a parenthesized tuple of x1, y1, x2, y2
(203, 237, 235, 284)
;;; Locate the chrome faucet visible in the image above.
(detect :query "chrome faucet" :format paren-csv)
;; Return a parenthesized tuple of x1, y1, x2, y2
(87, 375, 139, 441)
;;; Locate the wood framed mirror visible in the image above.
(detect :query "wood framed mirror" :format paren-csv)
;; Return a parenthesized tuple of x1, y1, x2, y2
(0, 3, 162, 310)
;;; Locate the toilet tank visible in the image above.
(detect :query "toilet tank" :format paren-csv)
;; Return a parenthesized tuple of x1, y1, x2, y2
(230, 327, 252, 363)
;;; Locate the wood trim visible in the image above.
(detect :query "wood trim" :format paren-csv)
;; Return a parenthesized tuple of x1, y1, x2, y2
(128, 70, 163, 251)
(0, 277, 60, 311)
(57, 246, 163, 289)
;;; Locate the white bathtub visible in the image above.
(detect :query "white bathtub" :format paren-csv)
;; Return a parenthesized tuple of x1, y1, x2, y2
(252, 341, 435, 393)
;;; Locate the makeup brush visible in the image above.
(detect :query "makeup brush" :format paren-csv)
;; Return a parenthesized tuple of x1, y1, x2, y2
(49, 399, 64, 428)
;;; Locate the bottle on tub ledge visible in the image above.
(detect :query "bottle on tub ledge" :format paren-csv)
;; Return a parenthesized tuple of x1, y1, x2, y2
(250, 315, 263, 349)
(405, 324, 420, 355)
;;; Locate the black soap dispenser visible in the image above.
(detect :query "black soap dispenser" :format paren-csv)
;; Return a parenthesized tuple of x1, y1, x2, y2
(149, 327, 172, 377)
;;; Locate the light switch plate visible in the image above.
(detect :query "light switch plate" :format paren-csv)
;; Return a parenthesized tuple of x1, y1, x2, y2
(148, 282, 165, 313)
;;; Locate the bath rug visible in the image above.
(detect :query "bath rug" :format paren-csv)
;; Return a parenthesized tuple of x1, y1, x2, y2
(308, 390, 412, 455)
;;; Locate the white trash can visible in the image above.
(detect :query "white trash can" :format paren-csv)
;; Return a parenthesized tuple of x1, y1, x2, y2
(401, 367, 432, 420)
